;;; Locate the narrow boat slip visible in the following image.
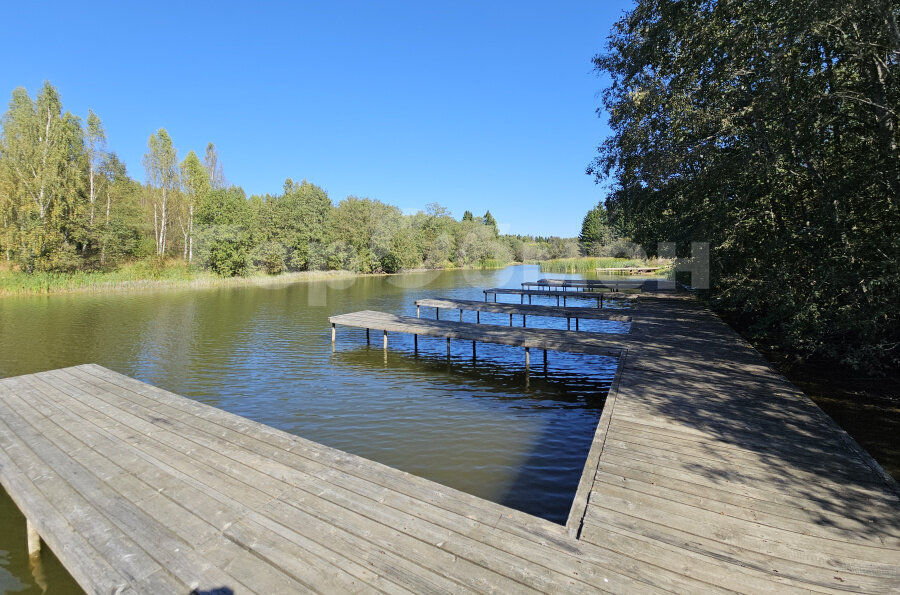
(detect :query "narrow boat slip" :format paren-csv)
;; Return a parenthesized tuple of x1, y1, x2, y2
(1, 287, 898, 593)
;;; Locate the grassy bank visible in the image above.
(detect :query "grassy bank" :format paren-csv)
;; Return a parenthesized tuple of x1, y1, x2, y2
(0, 261, 377, 297)
(0, 258, 512, 297)
(540, 257, 670, 274)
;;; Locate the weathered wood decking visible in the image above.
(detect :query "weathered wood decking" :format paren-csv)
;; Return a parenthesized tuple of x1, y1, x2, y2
(1, 288, 899, 593)
(484, 288, 639, 307)
(413, 298, 633, 324)
(0, 364, 664, 593)
(595, 266, 664, 274)
(572, 289, 900, 593)
(329, 310, 627, 357)
(523, 279, 644, 291)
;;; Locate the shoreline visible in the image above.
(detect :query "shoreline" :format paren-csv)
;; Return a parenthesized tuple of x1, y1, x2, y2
(0, 264, 515, 299)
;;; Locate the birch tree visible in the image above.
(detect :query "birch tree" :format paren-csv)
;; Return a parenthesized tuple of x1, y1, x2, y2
(179, 150, 208, 263)
(142, 128, 178, 257)
(203, 142, 226, 189)
(0, 82, 84, 271)
(85, 110, 106, 231)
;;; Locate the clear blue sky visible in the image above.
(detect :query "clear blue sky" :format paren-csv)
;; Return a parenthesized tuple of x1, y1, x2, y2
(1, 1, 633, 237)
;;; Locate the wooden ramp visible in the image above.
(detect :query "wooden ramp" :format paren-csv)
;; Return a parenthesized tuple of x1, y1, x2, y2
(0, 364, 673, 593)
(413, 298, 633, 323)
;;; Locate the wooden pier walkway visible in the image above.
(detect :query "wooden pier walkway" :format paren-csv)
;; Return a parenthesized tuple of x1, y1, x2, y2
(330, 310, 627, 360)
(523, 279, 644, 291)
(595, 266, 663, 274)
(2, 288, 899, 593)
(484, 287, 639, 307)
(413, 298, 633, 328)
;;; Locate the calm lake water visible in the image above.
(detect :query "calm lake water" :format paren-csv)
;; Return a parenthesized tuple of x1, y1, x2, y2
(0, 265, 627, 593)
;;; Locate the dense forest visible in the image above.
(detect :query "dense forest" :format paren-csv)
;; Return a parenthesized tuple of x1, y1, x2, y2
(0, 82, 581, 278)
(590, 0, 899, 371)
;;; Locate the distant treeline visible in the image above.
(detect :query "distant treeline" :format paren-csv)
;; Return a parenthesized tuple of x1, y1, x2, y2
(0, 82, 578, 276)
(590, 0, 899, 371)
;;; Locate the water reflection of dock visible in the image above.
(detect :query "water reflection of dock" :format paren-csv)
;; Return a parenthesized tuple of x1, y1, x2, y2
(0, 281, 897, 592)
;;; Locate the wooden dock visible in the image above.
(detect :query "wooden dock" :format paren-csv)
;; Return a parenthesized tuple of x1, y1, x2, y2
(595, 266, 664, 274)
(413, 298, 632, 329)
(523, 279, 645, 291)
(1, 364, 664, 593)
(2, 288, 899, 593)
(484, 287, 639, 307)
(330, 310, 627, 361)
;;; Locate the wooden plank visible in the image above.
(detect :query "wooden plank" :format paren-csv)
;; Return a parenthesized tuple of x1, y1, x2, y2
(526, 279, 645, 291)
(76, 364, 582, 551)
(329, 310, 629, 356)
(35, 369, 452, 593)
(12, 373, 373, 594)
(57, 366, 664, 593)
(484, 288, 640, 301)
(582, 504, 893, 593)
(0, 382, 252, 592)
(414, 298, 634, 321)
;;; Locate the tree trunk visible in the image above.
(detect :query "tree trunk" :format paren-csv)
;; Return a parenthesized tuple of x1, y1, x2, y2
(188, 203, 193, 263)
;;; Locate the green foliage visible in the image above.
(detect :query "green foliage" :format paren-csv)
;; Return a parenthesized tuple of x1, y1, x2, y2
(540, 257, 663, 274)
(591, 0, 900, 371)
(0, 82, 86, 272)
(482, 210, 498, 235)
(0, 82, 527, 283)
(196, 187, 252, 276)
(579, 202, 613, 255)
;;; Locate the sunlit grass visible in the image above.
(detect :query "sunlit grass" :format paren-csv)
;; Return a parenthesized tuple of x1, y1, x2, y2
(0, 259, 362, 296)
(540, 257, 671, 274)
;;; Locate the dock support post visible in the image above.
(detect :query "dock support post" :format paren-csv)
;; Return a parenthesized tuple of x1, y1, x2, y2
(484, 292, 488, 302)
(416, 305, 420, 318)
(331, 323, 336, 343)
(528, 294, 532, 305)
(543, 349, 548, 367)
(460, 309, 463, 322)
(523, 315, 527, 328)
(556, 295, 560, 306)
(27, 519, 40, 557)
(576, 318, 580, 331)
(383, 330, 388, 350)
(414, 334, 418, 351)
(525, 347, 530, 370)
(509, 313, 513, 326)
(446, 337, 451, 358)
(436, 308, 440, 320)
(472, 341, 476, 359)
(563, 295, 567, 307)
(476, 311, 480, 324)
(366, 328, 370, 344)
(520, 294, 524, 304)
(598, 295, 602, 308)
(567, 317, 571, 330)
